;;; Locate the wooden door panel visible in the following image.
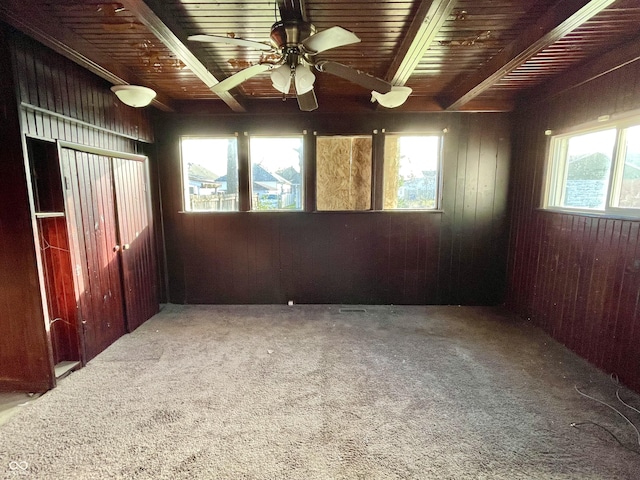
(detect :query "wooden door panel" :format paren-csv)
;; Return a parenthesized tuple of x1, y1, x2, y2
(88, 152, 126, 351)
(61, 148, 126, 361)
(60, 148, 92, 362)
(113, 157, 159, 331)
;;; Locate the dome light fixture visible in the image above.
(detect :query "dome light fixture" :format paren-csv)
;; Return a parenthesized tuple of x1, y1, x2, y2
(110, 85, 157, 108)
(270, 64, 292, 94)
(294, 64, 316, 95)
(370, 86, 412, 108)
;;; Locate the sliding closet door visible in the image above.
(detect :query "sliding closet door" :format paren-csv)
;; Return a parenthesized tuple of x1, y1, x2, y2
(113, 158, 159, 331)
(60, 149, 126, 361)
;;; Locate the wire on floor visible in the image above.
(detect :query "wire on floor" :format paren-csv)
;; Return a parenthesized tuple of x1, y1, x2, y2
(574, 384, 640, 453)
(570, 421, 640, 455)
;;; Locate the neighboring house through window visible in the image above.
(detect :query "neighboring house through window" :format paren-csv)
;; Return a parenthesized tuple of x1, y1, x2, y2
(181, 136, 239, 212)
(543, 116, 640, 216)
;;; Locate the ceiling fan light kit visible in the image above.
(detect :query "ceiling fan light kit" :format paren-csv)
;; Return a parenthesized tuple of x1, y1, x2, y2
(110, 85, 156, 107)
(271, 64, 293, 94)
(294, 65, 315, 95)
(189, 13, 408, 112)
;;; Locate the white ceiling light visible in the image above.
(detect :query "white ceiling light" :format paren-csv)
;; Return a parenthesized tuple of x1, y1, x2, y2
(294, 64, 316, 95)
(111, 85, 157, 108)
(370, 86, 412, 108)
(270, 65, 292, 94)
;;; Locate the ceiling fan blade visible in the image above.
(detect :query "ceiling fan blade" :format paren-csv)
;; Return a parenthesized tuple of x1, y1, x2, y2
(297, 89, 318, 112)
(302, 26, 360, 54)
(316, 61, 392, 94)
(188, 34, 272, 52)
(211, 64, 271, 94)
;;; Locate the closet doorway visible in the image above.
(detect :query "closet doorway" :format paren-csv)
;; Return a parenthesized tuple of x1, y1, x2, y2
(28, 137, 159, 369)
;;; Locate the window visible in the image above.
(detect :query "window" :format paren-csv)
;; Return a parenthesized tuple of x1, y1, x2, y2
(544, 118, 640, 215)
(615, 125, 640, 209)
(249, 136, 303, 211)
(316, 135, 372, 211)
(383, 135, 441, 210)
(181, 137, 239, 211)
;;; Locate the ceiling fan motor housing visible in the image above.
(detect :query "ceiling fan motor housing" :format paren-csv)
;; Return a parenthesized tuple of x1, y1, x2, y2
(270, 20, 315, 50)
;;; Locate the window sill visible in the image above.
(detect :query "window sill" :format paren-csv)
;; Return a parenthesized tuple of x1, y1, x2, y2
(537, 207, 640, 221)
(179, 210, 445, 215)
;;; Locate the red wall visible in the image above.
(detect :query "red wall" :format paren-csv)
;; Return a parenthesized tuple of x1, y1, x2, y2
(506, 58, 640, 391)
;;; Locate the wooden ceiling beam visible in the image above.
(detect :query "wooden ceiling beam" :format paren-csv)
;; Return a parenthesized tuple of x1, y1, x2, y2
(0, 0, 175, 112)
(120, 0, 245, 113)
(439, 0, 616, 111)
(385, 0, 457, 86)
(521, 34, 640, 107)
(168, 96, 514, 115)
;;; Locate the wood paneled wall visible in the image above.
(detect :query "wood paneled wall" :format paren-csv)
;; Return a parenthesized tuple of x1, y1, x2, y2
(9, 28, 152, 147)
(0, 25, 53, 392)
(154, 111, 511, 305)
(0, 24, 156, 391)
(37, 215, 77, 365)
(506, 59, 640, 391)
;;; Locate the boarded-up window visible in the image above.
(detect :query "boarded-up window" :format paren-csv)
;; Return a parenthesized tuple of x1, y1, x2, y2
(316, 136, 372, 210)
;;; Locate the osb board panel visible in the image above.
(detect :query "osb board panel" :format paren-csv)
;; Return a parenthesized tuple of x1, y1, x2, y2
(351, 137, 372, 210)
(316, 136, 372, 211)
(383, 135, 400, 209)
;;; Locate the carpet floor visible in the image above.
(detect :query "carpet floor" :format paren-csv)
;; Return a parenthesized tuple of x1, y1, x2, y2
(1, 305, 640, 479)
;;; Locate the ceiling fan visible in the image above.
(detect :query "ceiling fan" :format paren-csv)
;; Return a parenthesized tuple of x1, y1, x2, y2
(188, 10, 411, 111)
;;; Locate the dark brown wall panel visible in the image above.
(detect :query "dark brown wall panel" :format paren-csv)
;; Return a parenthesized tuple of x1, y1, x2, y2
(9, 28, 153, 148)
(506, 58, 640, 392)
(155, 111, 511, 305)
(113, 157, 159, 331)
(0, 25, 53, 392)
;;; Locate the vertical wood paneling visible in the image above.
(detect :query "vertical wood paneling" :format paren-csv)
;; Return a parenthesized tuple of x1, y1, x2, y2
(507, 58, 640, 392)
(0, 26, 162, 391)
(0, 25, 53, 392)
(60, 149, 90, 362)
(157, 111, 511, 306)
(37, 216, 78, 364)
(113, 158, 159, 331)
(9, 29, 153, 148)
(613, 222, 639, 371)
(62, 149, 127, 361)
(436, 115, 461, 304)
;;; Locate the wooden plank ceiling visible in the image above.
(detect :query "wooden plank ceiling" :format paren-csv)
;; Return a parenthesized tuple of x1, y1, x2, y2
(1, 0, 639, 113)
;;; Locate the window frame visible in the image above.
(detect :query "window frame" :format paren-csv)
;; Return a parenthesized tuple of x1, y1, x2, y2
(543, 114, 640, 218)
(180, 135, 240, 213)
(178, 128, 448, 215)
(381, 132, 444, 211)
(248, 134, 305, 212)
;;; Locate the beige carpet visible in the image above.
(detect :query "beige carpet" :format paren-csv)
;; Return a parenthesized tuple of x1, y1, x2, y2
(1, 305, 639, 479)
